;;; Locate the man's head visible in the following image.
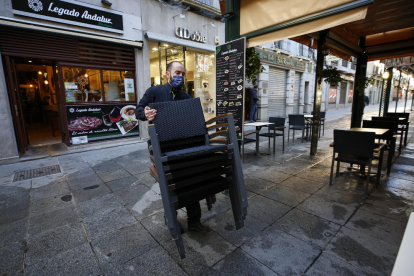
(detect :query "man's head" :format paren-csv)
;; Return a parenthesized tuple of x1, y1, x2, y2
(166, 61, 186, 85)
(254, 84, 258, 90)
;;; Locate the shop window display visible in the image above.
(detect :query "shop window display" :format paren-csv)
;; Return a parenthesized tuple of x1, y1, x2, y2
(63, 67, 102, 102)
(103, 70, 135, 102)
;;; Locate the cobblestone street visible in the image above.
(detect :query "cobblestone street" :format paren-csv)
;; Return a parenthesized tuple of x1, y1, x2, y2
(1, 103, 414, 276)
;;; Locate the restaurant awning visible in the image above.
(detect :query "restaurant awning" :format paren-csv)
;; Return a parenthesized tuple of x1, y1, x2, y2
(240, 0, 372, 48)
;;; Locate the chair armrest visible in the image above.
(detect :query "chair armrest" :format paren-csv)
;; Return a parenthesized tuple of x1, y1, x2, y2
(205, 113, 233, 125)
(207, 123, 228, 130)
(274, 126, 286, 130)
(244, 131, 260, 136)
(330, 142, 334, 147)
(374, 143, 386, 153)
(209, 130, 228, 138)
(209, 138, 228, 143)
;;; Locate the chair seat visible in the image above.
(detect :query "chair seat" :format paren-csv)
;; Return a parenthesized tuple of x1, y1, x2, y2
(259, 133, 283, 138)
(163, 145, 228, 161)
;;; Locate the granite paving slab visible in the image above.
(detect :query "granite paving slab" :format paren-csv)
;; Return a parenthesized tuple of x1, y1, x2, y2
(97, 169, 131, 183)
(101, 245, 187, 276)
(0, 218, 27, 248)
(313, 185, 366, 206)
(67, 173, 104, 191)
(25, 243, 101, 276)
(200, 194, 232, 223)
(92, 223, 158, 268)
(295, 168, 331, 184)
(82, 206, 136, 240)
(305, 252, 374, 276)
(260, 185, 311, 207)
(274, 209, 341, 249)
(250, 168, 291, 184)
(241, 226, 321, 276)
(104, 175, 138, 192)
(297, 195, 358, 225)
(31, 173, 65, 189)
(208, 249, 278, 276)
(247, 195, 292, 224)
(134, 171, 157, 186)
(388, 164, 414, 182)
(140, 210, 187, 243)
(384, 176, 414, 192)
(72, 183, 112, 204)
(345, 209, 406, 246)
(29, 193, 74, 216)
(326, 227, 399, 276)
(208, 210, 268, 247)
(77, 193, 123, 218)
(0, 203, 29, 225)
(279, 176, 326, 194)
(244, 176, 276, 194)
(0, 185, 30, 209)
(0, 241, 25, 275)
(91, 160, 124, 174)
(28, 205, 79, 236)
(31, 179, 70, 201)
(26, 223, 88, 266)
(64, 167, 96, 181)
(163, 230, 237, 275)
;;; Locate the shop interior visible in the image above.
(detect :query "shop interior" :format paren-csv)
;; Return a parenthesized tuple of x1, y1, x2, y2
(148, 41, 216, 121)
(13, 58, 62, 147)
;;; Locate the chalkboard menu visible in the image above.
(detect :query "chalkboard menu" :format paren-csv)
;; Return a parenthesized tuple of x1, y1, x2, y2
(65, 104, 138, 143)
(215, 37, 246, 140)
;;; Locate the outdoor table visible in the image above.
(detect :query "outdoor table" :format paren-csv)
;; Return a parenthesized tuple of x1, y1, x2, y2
(347, 127, 389, 139)
(244, 122, 273, 157)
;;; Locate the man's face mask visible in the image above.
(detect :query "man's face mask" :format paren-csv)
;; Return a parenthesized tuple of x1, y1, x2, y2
(170, 75, 184, 89)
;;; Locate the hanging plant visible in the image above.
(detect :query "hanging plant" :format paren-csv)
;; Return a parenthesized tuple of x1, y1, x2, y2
(319, 66, 344, 88)
(355, 76, 374, 96)
(246, 47, 265, 85)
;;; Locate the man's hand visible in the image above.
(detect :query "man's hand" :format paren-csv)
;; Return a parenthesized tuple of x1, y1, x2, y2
(145, 106, 157, 121)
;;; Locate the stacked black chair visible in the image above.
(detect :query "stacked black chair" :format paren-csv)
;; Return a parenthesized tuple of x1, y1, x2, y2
(148, 98, 247, 259)
(362, 120, 396, 175)
(311, 111, 326, 137)
(385, 112, 410, 146)
(259, 117, 286, 154)
(330, 130, 385, 194)
(288, 114, 309, 143)
(372, 116, 404, 153)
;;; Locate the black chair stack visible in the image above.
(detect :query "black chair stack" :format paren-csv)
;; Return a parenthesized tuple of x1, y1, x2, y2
(288, 114, 309, 143)
(385, 112, 410, 147)
(362, 120, 397, 175)
(372, 116, 404, 152)
(259, 117, 286, 153)
(148, 98, 247, 259)
(330, 130, 386, 194)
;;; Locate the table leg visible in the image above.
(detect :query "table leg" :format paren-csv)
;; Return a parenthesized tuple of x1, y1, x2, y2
(256, 126, 260, 157)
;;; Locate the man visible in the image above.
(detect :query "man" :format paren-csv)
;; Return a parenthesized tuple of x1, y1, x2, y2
(363, 94, 369, 115)
(249, 85, 259, 122)
(136, 61, 210, 233)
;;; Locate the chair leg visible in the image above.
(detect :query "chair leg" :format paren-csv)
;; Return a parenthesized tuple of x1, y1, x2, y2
(282, 131, 285, 151)
(293, 129, 295, 140)
(301, 128, 304, 143)
(377, 147, 384, 186)
(404, 124, 409, 146)
(336, 161, 340, 177)
(366, 162, 372, 194)
(330, 153, 335, 186)
(322, 122, 325, 136)
(273, 136, 276, 154)
(288, 128, 290, 142)
(399, 132, 403, 153)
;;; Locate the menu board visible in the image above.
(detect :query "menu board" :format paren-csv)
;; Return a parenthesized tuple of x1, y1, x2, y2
(65, 104, 138, 143)
(215, 37, 246, 139)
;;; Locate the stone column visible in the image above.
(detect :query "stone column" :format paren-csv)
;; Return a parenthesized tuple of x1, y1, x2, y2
(285, 70, 295, 116)
(136, 41, 151, 139)
(257, 64, 269, 121)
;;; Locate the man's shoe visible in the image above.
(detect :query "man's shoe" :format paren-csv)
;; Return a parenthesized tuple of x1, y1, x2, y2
(188, 221, 210, 233)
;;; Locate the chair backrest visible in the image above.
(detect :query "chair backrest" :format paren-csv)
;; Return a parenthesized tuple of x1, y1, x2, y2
(334, 130, 375, 158)
(385, 112, 409, 123)
(362, 120, 395, 140)
(311, 111, 326, 119)
(150, 98, 207, 152)
(269, 117, 286, 130)
(371, 116, 399, 132)
(288, 115, 305, 126)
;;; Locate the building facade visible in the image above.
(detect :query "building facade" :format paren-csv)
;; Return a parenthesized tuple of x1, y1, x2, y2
(0, 0, 224, 164)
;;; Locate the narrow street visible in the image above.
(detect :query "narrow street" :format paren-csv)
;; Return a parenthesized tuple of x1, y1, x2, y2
(1, 102, 413, 275)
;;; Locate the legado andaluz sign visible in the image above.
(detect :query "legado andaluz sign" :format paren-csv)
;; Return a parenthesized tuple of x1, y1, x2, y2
(12, 0, 123, 33)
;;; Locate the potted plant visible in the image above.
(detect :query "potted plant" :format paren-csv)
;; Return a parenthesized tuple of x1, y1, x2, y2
(246, 47, 265, 85)
(320, 66, 344, 87)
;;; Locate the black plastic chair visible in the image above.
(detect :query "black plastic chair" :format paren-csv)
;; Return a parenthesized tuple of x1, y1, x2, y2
(259, 117, 286, 154)
(330, 130, 385, 194)
(288, 115, 309, 143)
(148, 98, 247, 259)
(311, 111, 326, 137)
(372, 116, 404, 153)
(385, 112, 410, 146)
(362, 120, 396, 175)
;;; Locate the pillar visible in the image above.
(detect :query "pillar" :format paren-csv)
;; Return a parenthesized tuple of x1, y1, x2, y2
(350, 36, 367, 128)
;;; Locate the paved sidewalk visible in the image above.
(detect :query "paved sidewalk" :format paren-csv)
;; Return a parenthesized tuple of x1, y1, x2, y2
(1, 106, 414, 275)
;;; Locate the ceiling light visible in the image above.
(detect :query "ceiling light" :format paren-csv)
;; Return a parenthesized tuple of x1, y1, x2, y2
(85, 74, 88, 77)
(152, 47, 158, 51)
(163, 44, 169, 47)
(28, 60, 32, 63)
(44, 80, 49, 85)
(30, 84, 33, 87)
(38, 71, 42, 75)
(382, 71, 389, 79)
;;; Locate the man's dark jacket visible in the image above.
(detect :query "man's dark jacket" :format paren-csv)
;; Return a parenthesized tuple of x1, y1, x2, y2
(249, 88, 259, 105)
(136, 83, 191, 121)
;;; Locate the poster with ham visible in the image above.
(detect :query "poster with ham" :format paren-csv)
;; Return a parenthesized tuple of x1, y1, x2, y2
(328, 88, 337, 103)
(65, 104, 139, 143)
(348, 89, 354, 103)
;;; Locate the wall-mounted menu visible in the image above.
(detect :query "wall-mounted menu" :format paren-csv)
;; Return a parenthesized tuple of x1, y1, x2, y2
(215, 37, 246, 139)
(65, 104, 138, 143)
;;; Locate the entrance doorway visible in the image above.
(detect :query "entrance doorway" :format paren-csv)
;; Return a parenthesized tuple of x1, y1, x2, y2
(4, 56, 63, 153)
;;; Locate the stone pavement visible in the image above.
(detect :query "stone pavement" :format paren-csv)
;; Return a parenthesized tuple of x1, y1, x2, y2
(1, 105, 414, 276)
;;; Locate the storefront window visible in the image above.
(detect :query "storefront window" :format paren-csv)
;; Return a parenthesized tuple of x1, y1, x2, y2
(63, 67, 102, 103)
(103, 70, 135, 102)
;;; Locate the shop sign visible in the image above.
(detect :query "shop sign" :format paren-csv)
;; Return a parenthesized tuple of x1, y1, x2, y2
(65, 104, 138, 142)
(175, 27, 206, 43)
(255, 49, 305, 71)
(215, 37, 246, 140)
(12, 0, 123, 34)
(382, 56, 414, 68)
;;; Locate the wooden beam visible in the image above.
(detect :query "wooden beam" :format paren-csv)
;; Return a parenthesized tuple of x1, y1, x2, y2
(328, 30, 362, 53)
(358, 19, 414, 36)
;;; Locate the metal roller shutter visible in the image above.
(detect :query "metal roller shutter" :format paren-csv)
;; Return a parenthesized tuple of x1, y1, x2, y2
(293, 73, 301, 114)
(268, 67, 287, 118)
